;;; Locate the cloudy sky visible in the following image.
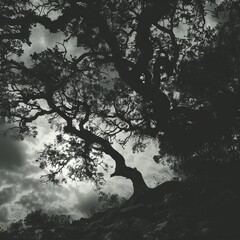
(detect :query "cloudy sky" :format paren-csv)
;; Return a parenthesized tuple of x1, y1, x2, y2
(0, 25, 173, 228)
(0, 1, 222, 228)
(0, 116, 172, 228)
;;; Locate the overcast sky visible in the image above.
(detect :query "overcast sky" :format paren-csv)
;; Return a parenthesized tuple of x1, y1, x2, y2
(0, 24, 172, 227)
(0, 2, 222, 228)
(0, 115, 172, 228)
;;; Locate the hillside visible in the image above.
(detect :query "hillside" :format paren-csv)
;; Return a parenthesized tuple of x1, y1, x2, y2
(53, 179, 240, 240)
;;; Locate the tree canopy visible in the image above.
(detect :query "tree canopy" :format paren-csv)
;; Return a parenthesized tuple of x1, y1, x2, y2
(0, 210, 71, 240)
(0, 0, 240, 195)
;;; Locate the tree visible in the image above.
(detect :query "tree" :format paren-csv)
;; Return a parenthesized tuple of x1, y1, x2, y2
(0, 0, 239, 196)
(1, 210, 71, 240)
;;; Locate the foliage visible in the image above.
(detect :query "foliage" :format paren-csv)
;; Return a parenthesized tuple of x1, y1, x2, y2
(0, 210, 71, 240)
(0, 0, 239, 192)
(89, 192, 126, 217)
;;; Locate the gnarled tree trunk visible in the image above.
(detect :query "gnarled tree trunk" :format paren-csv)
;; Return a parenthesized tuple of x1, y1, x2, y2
(64, 125, 149, 196)
(111, 164, 149, 196)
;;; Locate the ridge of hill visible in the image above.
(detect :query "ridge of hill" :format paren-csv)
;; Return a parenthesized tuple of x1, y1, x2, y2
(55, 179, 240, 240)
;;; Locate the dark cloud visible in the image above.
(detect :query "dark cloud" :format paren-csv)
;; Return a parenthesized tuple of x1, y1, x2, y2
(0, 171, 22, 186)
(0, 206, 9, 223)
(0, 137, 26, 171)
(0, 171, 40, 192)
(16, 192, 44, 211)
(0, 186, 16, 205)
(14, 191, 70, 220)
(20, 177, 42, 192)
(16, 188, 68, 214)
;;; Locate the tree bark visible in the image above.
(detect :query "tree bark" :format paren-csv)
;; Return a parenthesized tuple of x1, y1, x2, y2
(111, 163, 149, 196)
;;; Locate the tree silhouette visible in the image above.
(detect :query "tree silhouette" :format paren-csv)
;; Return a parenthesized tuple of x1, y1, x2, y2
(0, 0, 239, 196)
(0, 210, 71, 240)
